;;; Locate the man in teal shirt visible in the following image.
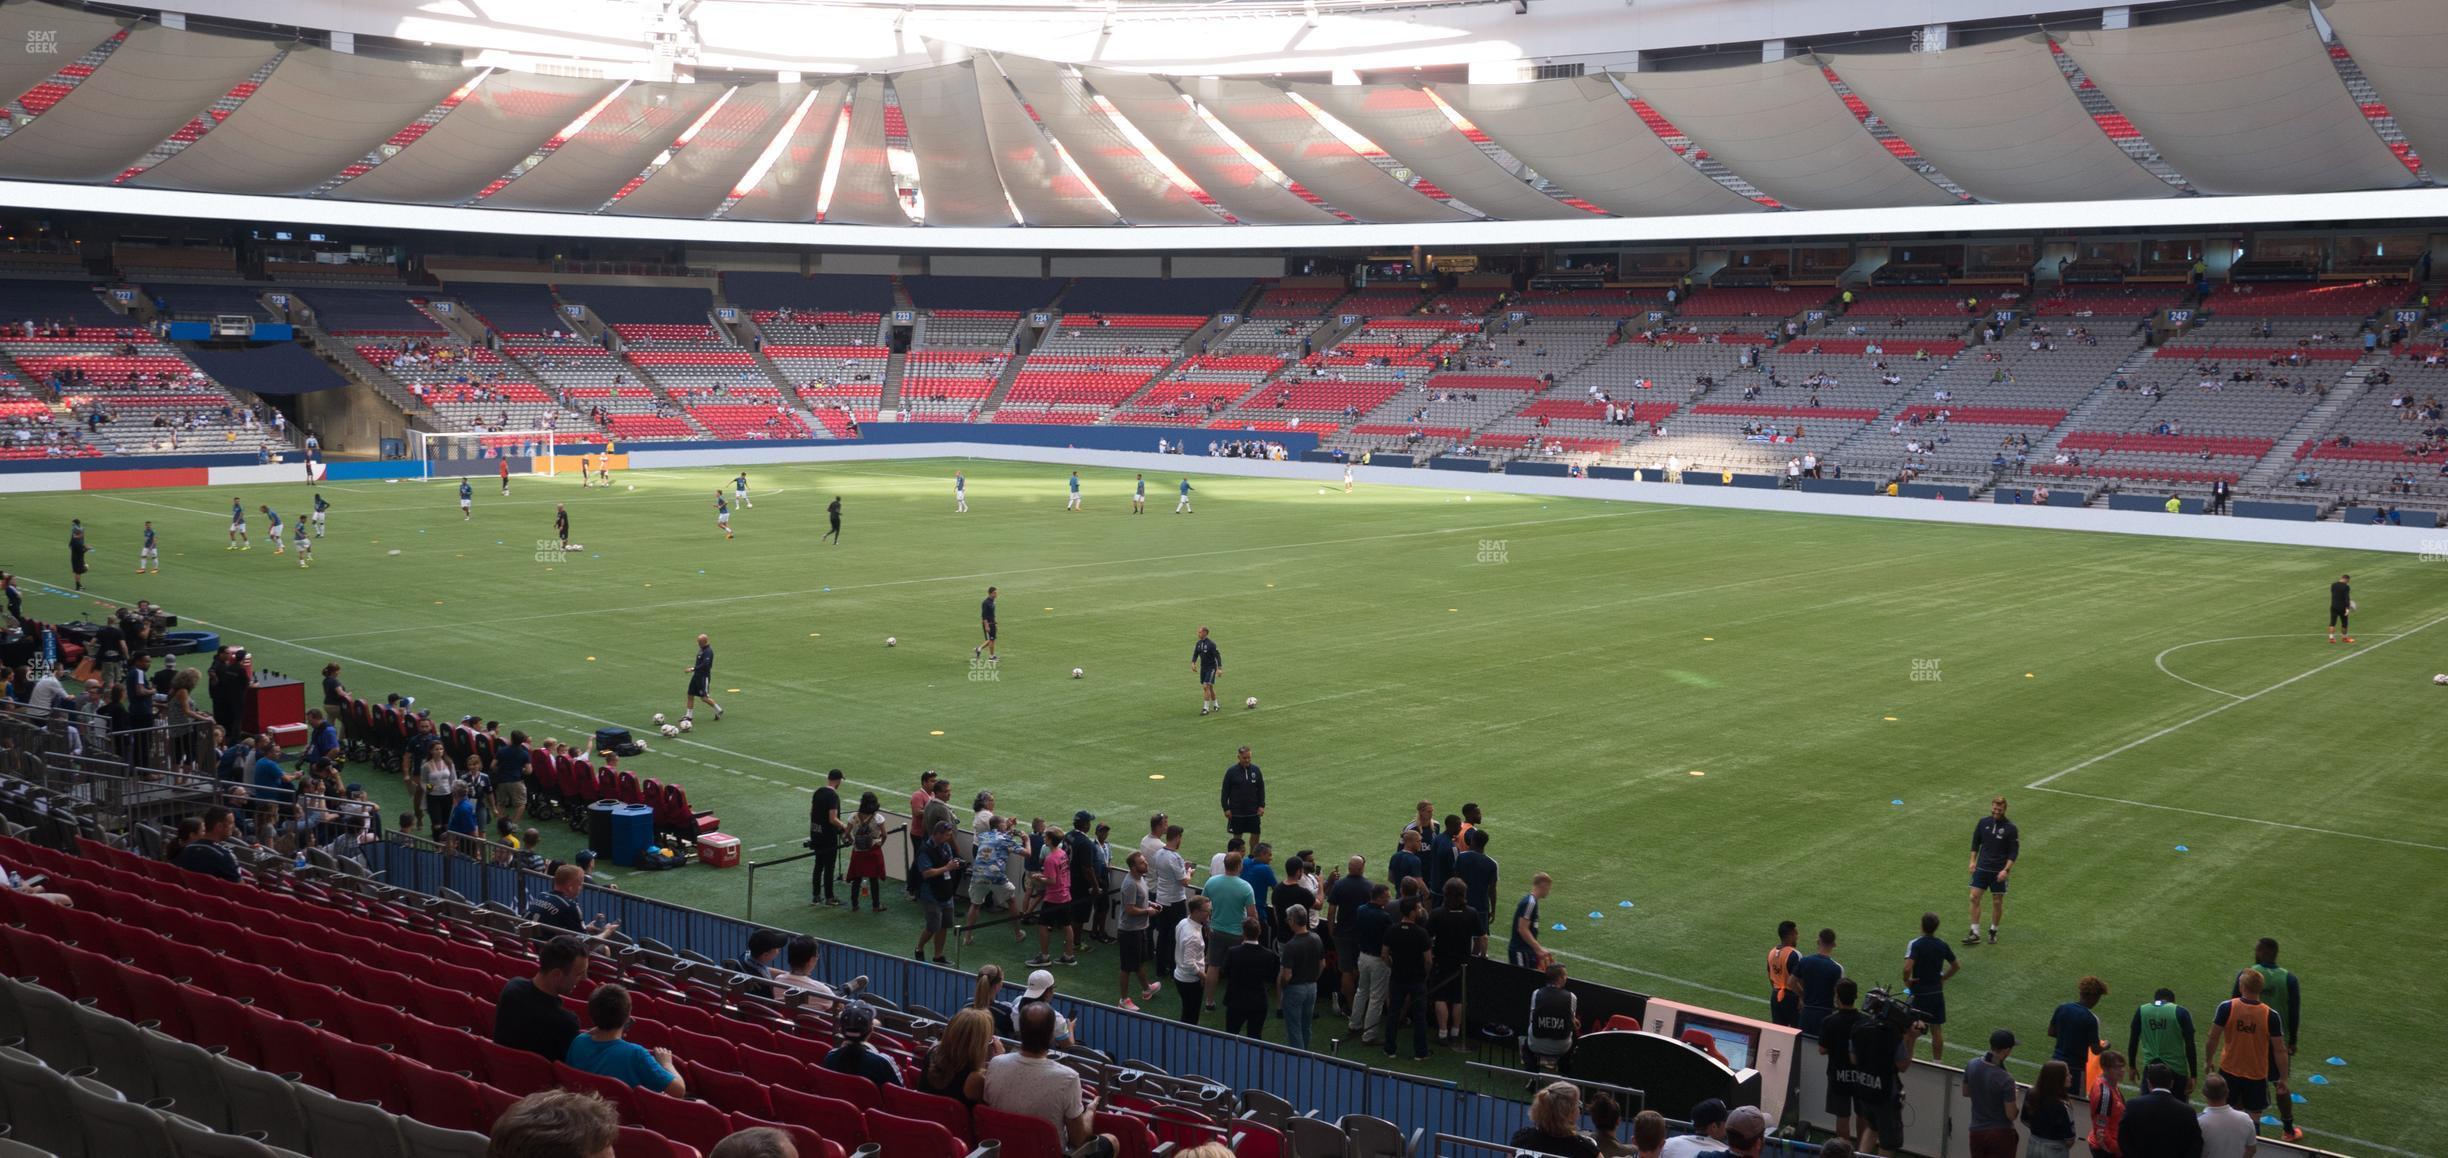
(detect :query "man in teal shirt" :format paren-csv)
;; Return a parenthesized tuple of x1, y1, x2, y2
(1202, 850, 1257, 937)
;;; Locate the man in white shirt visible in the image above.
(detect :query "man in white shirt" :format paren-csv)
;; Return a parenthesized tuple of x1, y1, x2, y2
(2197, 1074, 2259, 1158)
(983, 1003, 1117, 1158)
(769, 935, 844, 1009)
(1171, 896, 1213, 1026)
(1660, 1098, 1731, 1158)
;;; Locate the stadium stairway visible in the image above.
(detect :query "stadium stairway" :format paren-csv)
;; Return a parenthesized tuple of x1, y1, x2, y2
(877, 349, 907, 415)
(2236, 351, 2385, 491)
(2027, 345, 2162, 472)
(294, 317, 435, 423)
(975, 347, 1030, 416)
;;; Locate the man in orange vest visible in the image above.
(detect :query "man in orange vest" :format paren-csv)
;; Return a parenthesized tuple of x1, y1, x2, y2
(2205, 969, 2291, 1138)
(1767, 921, 1803, 1027)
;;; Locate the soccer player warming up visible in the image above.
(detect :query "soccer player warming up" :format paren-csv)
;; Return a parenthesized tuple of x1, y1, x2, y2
(1192, 627, 1222, 715)
(262, 506, 286, 555)
(824, 496, 842, 545)
(682, 633, 722, 724)
(555, 504, 571, 549)
(1175, 478, 1194, 514)
(734, 472, 752, 510)
(1967, 796, 2017, 945)
(459, 479, 474, 520)
(228, 498, 248, 550)
(311, 492, 329, 538)
(954, 470, 968, 513)
(714, 492, 732, 539)
(499, 457, 511, 496)
(139, 521, 159, 574)
(1132, 474, 1146, 514)
(1067, 471, 1082, 511)
(2328, 573, 2354, 644)
(293, 517, 312, 568)
(974, 586, 999, 662)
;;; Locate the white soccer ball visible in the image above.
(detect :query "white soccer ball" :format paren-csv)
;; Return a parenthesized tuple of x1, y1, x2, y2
(659, 724, 679, 737)
(678, 717, 693, 733)
(885, 636, 897, 647)
(2433, 673, 2447, 685)
(1245, 696, 1258, 710)
(1072, 667, 1085, 679)
(627, 484, 635, 491)
(652, 712, 666, 724)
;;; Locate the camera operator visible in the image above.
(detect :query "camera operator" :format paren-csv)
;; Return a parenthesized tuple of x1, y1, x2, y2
(1845, 987, 1929, 1157)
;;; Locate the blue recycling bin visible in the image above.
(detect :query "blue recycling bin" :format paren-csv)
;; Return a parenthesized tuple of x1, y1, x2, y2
(587, 800, 621, 858)
(608, 803, 657, 868)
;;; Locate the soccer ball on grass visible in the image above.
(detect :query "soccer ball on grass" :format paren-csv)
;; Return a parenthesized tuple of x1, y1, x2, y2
(659, 724, 679, 737)
(678, 717, 693, 732)
(2433, 673, 2448, 685)
(652, 713, 666, 725)
(1245, 696, 1259, 710)
(1072, 668, 1085, 679)
(885, 636, 897, 647)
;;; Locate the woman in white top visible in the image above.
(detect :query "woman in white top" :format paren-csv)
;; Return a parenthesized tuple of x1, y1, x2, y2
(1172, 896, 1213, 1026)
(419, 747, 456, 842)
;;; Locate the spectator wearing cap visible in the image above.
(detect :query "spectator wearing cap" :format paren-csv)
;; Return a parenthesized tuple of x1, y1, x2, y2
(823, 1003, 902, 1088)
(1660, 1099, 1729, 1158)
(1510, 1083, 1600, 1158)
(1017, 968, 1078, 1048)
(1964, 1028, 2021, 1158)
(495, 934, 590, 1061)
(984, 1002, 1118, 1158)
(913, 819, 963, 963)
(1722, 1106, 1771, 1158)
(566, 984, 684, 1095)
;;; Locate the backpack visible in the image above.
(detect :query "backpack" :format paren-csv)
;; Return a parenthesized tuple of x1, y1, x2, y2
(852, 818, 880, 852)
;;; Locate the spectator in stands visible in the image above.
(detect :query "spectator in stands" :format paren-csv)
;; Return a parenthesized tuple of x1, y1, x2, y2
(2119, 1062, 2201, 1158)
(985, 1002, 1118, 1158)
(1964, 1028, 2020, 1158)
(917, 1007, 997, 1105)
(2021, 1060, 2079, 1158)
(1219, 917, 1279, 1039)
(914, 819, 963, 963)
(1017, 969, 1079, 1050)
(770, 935, 842, 1004)
(0, 860, 68, 906)
(494, 934, 589, 1062)
(1584, 1093, 1632, 1156)
(822, 1003, 902, 1089)
(1657, 1099, 1730, 1158)
(2197, 1075, 2257, 1158)
(973, 964, 1019, 1038)
(1151, 823, 1191, 977)
(1278, 904, 1325, 1049)
(1522, 963, 1579, 1073)
(743, 927, 788, 979)
(525, 864, 618, 938)
(1720, 1107, 1770, 1158)
(174, 805, 243, 881)
(567, 984, 684, 1096)
(1171, 895, 1214, 1024)
(1509, 1082, 1599, 1158)
(486, 1089, 619, 1158)
(706, 1128, 794, 1158)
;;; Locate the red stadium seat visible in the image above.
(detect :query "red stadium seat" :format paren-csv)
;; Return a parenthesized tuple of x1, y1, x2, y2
(770, 1087, 867, 1145)
(802, 1062, 883, 1111)
(972, 1103, 1068, 1158)
(683, 1061, 771, 1119)
(862, 1109, 968, 1158)
(398, 1059, 489, 1132)
(613, 1125, 700, 1158)
(728, 1115, 844, 1158)
(881, 1085, 973, 1143)
(635, 1090, 733, 1153)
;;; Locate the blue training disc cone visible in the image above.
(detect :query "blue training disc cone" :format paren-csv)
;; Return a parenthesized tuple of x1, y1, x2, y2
(1550, 923, 1566, 932)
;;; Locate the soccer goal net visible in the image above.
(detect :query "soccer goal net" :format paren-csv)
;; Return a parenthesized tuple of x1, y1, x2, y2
(407, 430, 568, 480)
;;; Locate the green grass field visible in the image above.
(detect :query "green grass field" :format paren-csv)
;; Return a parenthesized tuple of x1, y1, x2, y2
(3, 459, 2443, 1153)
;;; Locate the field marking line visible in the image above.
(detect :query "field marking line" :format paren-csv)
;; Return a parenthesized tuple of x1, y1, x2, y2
(2030, 610, 2448, 791)
(2025, 787, 2448, 853)
(2153, 632, 2405, 700)
(275, 507, 1673, 644)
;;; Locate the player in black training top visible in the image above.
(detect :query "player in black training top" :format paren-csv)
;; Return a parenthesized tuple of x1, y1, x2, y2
(2327, 573, 2354, 644)
(554, 504, 571, 549)
(683, 633, 722, 723)
(68, 519, 87, 591)
(974, 586, 999, 662)
(1192, 626, 1223, 715)
(1966, 796, 2019, 946)
(823, 496, 842, 545)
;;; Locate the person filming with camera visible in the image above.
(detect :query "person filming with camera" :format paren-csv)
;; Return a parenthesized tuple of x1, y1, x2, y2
(1842, 985, 1930, 1157)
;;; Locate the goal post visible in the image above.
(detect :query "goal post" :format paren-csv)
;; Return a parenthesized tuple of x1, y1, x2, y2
(407, 429, 567, 480)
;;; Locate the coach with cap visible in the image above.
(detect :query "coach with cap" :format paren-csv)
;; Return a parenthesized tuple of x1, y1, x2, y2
(1221, 747, 1265, 838)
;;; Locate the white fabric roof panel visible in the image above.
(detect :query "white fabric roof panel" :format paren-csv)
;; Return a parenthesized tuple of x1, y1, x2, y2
(1431, 78, 1761, 218)
(724, 80, 847, 223)
(1289, 83, 1586, 221)
(1194, 78, 1466, 224)
(132, 49, 472, 196)
(610, 81, 800, 219)
(893, 61, 1013, 227)
(484, 82, 722, 212)
(331, 72, 616, 205)
(0, 4, 129, 110)
(2319, 0, 2448, 175)
(825, 77, 909, 227)
(1822, 37, 2172, 204)
(990, 54, 1212, 226)
(972, 57, 1116, 227)
(1082, 67, 1335, 226)
(0, 23, 280, 182)
(2056, 4, 2411, 196)
(1623, 59, 1954, 210)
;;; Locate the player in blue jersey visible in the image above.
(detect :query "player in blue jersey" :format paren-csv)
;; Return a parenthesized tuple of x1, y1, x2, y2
(954, 470, 968, 513)
(311, 492, 330, 538)
(458, 479, 474, 520)
(734, 472, 752, 510)
(261, 506, 285, 555)
(1066, 471, 1082, 512)
(228, 498, 248, 550)
(1174, 478, 1194, 514)
(140, 521, 159, 574)
(293, 517, 312, 568)
(1132, 474, 1146, 514)
(715, 492, 732, 539)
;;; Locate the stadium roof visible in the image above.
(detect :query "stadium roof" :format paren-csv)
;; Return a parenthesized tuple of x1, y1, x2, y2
(0, 0, 2441, 247)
